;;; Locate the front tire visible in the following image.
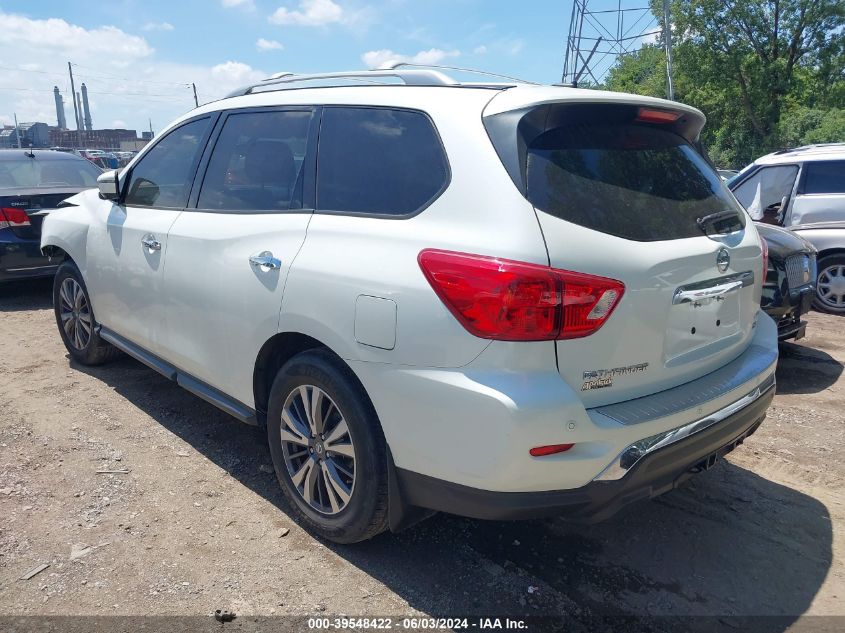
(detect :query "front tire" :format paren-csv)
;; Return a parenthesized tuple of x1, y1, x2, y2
(267, 349, 389, 543)
(813, 255, 845, 315)
(53, 261, 121, 365)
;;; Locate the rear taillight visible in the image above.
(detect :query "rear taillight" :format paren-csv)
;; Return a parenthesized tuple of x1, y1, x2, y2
(418, 249, 624, 341)
(0, 207, 31, 229)
(760, 237, 769, 283)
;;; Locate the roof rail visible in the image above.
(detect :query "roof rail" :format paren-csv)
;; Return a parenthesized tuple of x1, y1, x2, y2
(382, 62, 539, 85)
(226, 69, 459, 98)
(772, 142, 845, 156)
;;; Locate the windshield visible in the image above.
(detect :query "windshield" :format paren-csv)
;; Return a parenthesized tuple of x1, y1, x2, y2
(525, 124, 746, 241)
(0, 155, 102, 189)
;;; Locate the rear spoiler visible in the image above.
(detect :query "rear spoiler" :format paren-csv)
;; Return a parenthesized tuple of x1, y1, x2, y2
(482, 98, 707, 196)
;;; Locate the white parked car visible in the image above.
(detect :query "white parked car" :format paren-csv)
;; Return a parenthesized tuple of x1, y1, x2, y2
(41, 68, 777, 543)
(729, 143, 845, 313)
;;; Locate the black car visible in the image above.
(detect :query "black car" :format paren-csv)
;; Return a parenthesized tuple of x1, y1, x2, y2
(756, 222, 817, 340)
(0, 150, 101, 283)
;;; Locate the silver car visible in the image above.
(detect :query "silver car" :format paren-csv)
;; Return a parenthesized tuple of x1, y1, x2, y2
(728, 144, 845, 314)
(790, 222, 845, 314)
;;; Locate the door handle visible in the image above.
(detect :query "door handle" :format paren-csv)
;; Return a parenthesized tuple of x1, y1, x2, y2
(141, 234, 161, 251)
(673, 280, 744, 305)
(249, 251, 282, 271)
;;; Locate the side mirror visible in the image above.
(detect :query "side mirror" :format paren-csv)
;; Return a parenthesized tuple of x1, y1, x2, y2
(97, 169, 120, 201)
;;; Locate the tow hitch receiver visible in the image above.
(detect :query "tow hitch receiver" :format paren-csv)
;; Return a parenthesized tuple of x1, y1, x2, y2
(696, 453, 720, 472)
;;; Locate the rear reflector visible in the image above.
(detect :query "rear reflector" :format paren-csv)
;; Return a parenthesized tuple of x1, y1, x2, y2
(635, 108, 681, 124)
(529, 444, 575, 457)
(0, 207, 31, 229)
(418, 249, 624, 341)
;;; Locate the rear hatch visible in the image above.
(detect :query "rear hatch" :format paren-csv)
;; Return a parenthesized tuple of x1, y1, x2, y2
(0, 152, 100, 240)
(483, 91, 764, 407)
(0, 189, 85, 240)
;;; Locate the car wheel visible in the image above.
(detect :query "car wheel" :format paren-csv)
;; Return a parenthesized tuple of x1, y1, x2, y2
(53, 261, 121, 365)
(813, 255, 845, 315)
(267, 348, 389, 543)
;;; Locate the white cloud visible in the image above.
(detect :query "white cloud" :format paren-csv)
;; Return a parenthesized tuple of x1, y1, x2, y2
(210, 61, 265, 85)
(269, 0, 344, 26)
(361, 48, 460, 70)
(640, 28, 661, 45)
(142, 22, 174, 32)
(221, 0, 256, 9)
(111, 119, 127, 128)
(256, 38, 284, 51)
(0, 12, 153, 58)
(507, 39, 524, 55)
(0, 11, 267, 136)
(473, 45, 487, 55)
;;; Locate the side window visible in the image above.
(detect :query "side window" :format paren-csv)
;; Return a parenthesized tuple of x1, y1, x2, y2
(732, 165, 798, 220)
(124, 118, 211, 208)
(317, 107, 448, 216)
(803, 161, 845, 195)
(197, 110, 314, 211)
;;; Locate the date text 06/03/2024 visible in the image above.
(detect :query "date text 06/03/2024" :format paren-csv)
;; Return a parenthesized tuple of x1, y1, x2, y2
(306, 617, 528, 629)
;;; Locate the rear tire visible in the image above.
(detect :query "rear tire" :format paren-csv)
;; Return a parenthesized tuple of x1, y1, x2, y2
(267, 348, 389, 543)
(813, 255, 845, 315)
(53, 261, 121, 365)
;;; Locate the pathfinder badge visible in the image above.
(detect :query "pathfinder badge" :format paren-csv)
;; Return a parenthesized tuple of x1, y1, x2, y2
(582, 363, 649, 391)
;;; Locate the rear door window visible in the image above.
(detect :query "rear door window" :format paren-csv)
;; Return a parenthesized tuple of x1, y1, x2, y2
(197, 109, 314, 212)
(526, 124, 745, 241)
(316, 107, 449, 217)
(802, 161, 845, 194)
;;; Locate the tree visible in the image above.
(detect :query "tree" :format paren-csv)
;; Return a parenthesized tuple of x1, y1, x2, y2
(604, 1, 845, 166)
(603, 45, 668, 98)
(665, 0, 844, 138)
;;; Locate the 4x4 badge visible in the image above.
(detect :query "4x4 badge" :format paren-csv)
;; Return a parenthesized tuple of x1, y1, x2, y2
(716, 248, 731, 273)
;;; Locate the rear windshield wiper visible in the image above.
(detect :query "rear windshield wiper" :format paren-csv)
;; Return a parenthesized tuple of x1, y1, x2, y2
(696, 210, 741, 235)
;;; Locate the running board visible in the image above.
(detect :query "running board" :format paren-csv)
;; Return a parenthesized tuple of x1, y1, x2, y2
(97, 326, 258, 426)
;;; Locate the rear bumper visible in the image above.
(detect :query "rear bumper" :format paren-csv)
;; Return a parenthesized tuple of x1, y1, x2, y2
(0, 232, 55, 282)
(394, 379, 774, 522)
(763, 281, 814, 340)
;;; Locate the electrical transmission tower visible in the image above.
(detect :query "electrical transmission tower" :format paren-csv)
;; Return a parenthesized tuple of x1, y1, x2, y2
(561, 0, 664, 88)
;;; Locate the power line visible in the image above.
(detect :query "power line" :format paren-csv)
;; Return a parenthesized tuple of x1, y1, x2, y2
(69, 62, 192, 87)
(0, 64, 67, 77)
(0, 86, 192, 99)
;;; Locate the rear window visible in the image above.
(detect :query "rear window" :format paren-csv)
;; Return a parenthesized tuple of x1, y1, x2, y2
(525, 124, 745, 241)
(0, 156, 101, 189)
(803, 161, 845, 195)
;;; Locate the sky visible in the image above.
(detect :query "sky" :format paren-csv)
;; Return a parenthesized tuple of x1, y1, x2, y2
(0, 0, 659, 136)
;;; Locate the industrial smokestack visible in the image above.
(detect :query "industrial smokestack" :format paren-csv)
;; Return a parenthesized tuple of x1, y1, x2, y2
(76, 92, 83, 131)
(81, 83, 92, 132)
(53, 86, 67, 129)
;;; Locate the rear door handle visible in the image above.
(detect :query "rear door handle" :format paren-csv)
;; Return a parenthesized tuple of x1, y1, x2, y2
(141, 234, 161, 251)
(249, 251, 281, 271)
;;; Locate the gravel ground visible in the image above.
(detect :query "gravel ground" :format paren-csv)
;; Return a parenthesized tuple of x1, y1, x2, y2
(1, 278, 843, 630)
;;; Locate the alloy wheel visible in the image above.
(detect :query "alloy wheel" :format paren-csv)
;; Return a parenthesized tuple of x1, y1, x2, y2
(279, 385, 356, 515)
(817, 264, 845, 310)
(59, 277, 93, 350)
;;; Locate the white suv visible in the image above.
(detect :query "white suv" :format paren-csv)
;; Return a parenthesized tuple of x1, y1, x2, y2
(730, 143, 845, 227)
(41, 68, 777, 543)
